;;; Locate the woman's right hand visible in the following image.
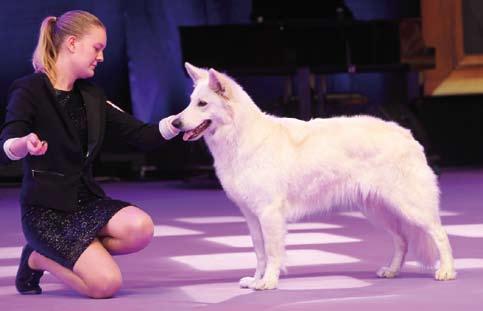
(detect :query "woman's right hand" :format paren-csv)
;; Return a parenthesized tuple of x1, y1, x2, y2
(159, 115, 181, 140)
(19, 133, 48, 157)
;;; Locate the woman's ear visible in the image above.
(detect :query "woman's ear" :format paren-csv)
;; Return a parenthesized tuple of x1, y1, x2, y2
(65, 35, 77, 53)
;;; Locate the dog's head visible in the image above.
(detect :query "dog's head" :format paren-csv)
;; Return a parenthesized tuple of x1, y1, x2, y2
(172, 63, 235, 141)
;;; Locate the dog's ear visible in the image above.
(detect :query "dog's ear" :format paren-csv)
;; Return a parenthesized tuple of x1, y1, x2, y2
(185, 62, 205, 83)
(208, 69, 228, 98)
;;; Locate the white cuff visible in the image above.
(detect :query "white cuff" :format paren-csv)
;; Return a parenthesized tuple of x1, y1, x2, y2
(106, 100, 125, 112)
(3, 138, 24, 160)
(159, 115, 180, 140)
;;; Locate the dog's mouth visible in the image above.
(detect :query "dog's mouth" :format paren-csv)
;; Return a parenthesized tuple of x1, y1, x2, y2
(183, 120, 212, 141)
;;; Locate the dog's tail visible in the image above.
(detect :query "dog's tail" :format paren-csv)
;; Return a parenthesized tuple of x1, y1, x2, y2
(404, 223, 439, 269)
(363, 203, 439, 269)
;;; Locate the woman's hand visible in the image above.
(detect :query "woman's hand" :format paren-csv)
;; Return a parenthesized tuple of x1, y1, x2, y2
(159, 115, 180, 140)
(12, 133, 48, 158)
(25, 133, 48, 156)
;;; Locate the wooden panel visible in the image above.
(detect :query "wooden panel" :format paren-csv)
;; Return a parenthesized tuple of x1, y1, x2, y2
(422, 0, 483, 95)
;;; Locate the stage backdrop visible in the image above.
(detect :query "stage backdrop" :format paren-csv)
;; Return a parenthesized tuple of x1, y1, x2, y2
(124, 0, 250, 122)
(1, 0, 421, 122)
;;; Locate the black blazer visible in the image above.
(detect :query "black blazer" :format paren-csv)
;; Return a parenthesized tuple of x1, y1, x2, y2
(0, 73, 167, 212)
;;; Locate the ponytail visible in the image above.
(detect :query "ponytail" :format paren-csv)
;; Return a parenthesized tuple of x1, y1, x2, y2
(32, 16, 58, 83)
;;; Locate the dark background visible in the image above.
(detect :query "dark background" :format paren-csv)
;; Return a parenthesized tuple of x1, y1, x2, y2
(1, 0, 482, 184)
(463, 0, 483, 54)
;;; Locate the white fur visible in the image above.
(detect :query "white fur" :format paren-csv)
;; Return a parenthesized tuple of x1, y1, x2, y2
(177, 63, 457, 290)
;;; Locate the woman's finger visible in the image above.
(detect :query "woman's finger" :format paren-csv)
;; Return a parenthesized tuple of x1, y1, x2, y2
(27, 140, 43, 155)
(38, 141, 48, 155)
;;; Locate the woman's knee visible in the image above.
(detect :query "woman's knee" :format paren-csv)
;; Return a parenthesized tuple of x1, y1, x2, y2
(85, 271, 123, 299)
(73, 239, 123, 298)
(127, 209, 154, 243)
(116, 208, 154, 251)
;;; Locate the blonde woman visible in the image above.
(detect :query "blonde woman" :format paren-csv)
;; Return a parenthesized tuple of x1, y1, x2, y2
(0, 10, 180, 298)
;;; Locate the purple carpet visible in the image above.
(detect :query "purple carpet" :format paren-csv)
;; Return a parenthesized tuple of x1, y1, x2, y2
(1, 169, 483, 310)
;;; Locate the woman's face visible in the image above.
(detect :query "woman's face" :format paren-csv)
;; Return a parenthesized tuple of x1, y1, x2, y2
(70, 26, 107, 79)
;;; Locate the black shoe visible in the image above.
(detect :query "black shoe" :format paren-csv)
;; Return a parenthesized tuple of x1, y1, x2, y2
(15, 245, 44, 295)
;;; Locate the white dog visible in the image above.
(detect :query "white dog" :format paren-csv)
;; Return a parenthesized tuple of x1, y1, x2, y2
(172, 62, 456, 290)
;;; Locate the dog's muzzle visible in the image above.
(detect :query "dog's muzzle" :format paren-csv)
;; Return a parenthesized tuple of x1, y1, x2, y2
(173, 119, 212, 141)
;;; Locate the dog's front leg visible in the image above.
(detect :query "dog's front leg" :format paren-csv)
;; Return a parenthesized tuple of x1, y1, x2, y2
(238, 206, 267, 288)
(249, 202, 286, 290)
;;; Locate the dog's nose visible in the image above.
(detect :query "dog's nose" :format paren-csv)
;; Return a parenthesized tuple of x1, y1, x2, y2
(171, 118, 182, 129)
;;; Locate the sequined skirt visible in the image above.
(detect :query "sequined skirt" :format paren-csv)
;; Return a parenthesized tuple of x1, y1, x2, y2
(21, 190, 130, 270)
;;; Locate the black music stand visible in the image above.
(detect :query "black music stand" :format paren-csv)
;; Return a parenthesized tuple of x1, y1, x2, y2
(250, 0, 355, 120)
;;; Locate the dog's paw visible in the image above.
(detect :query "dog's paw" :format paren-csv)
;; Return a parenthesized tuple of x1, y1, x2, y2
(239, 276, 256, 288)
(376, 266, 399, 278)
(248, 274, 279, 290)
(434, 267, 457, 281)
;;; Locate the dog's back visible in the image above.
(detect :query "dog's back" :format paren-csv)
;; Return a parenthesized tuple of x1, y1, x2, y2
(239, 114, 433, 218)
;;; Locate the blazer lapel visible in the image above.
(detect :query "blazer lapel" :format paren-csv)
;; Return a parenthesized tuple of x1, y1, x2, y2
(79, 85, 101, 159)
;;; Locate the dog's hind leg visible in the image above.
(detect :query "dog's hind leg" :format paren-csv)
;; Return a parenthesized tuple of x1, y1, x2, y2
(383, 195, 456, 280)
(376, 231, 408, 278)
(238, 206, 267, 288)
(398, 210, 455, 280)
(426, 223, 456, 280)
(249, 200, 286, 290)
(362, 207, 408, 278)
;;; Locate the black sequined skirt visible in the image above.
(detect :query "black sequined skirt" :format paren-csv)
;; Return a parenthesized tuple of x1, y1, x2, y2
(21, 188, 130, 270)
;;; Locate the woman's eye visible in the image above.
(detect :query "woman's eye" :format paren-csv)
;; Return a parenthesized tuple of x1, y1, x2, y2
(198, 101, 208, 107)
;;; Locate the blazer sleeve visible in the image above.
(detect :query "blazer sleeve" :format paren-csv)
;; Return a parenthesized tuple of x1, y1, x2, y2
(0, 85, 36, 165)
(105, 101, 168, 152)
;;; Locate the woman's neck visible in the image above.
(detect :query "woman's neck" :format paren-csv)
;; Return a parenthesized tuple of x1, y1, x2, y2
(53, 57, 76, 91)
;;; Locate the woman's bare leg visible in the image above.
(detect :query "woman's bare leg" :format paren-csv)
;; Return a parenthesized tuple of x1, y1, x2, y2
(27, 205, 152, 297)
(98, 206, 154, 255)
(29, 239, 122, 298)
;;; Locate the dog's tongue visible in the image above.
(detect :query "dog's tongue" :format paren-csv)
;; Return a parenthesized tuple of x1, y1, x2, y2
(182, 120, 211, 141)
(183, 131, 195, 141)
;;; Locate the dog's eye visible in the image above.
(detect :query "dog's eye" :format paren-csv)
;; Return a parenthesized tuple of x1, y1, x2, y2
(198, 101, 208, 107)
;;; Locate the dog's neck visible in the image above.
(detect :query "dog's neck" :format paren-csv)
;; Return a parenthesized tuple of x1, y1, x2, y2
(204, 91, 270, 166)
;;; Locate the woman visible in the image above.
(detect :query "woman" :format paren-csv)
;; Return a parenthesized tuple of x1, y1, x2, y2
(0, 10, 180, 298)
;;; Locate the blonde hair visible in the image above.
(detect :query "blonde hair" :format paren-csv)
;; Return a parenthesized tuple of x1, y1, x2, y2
(32, 10, 105, 83)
